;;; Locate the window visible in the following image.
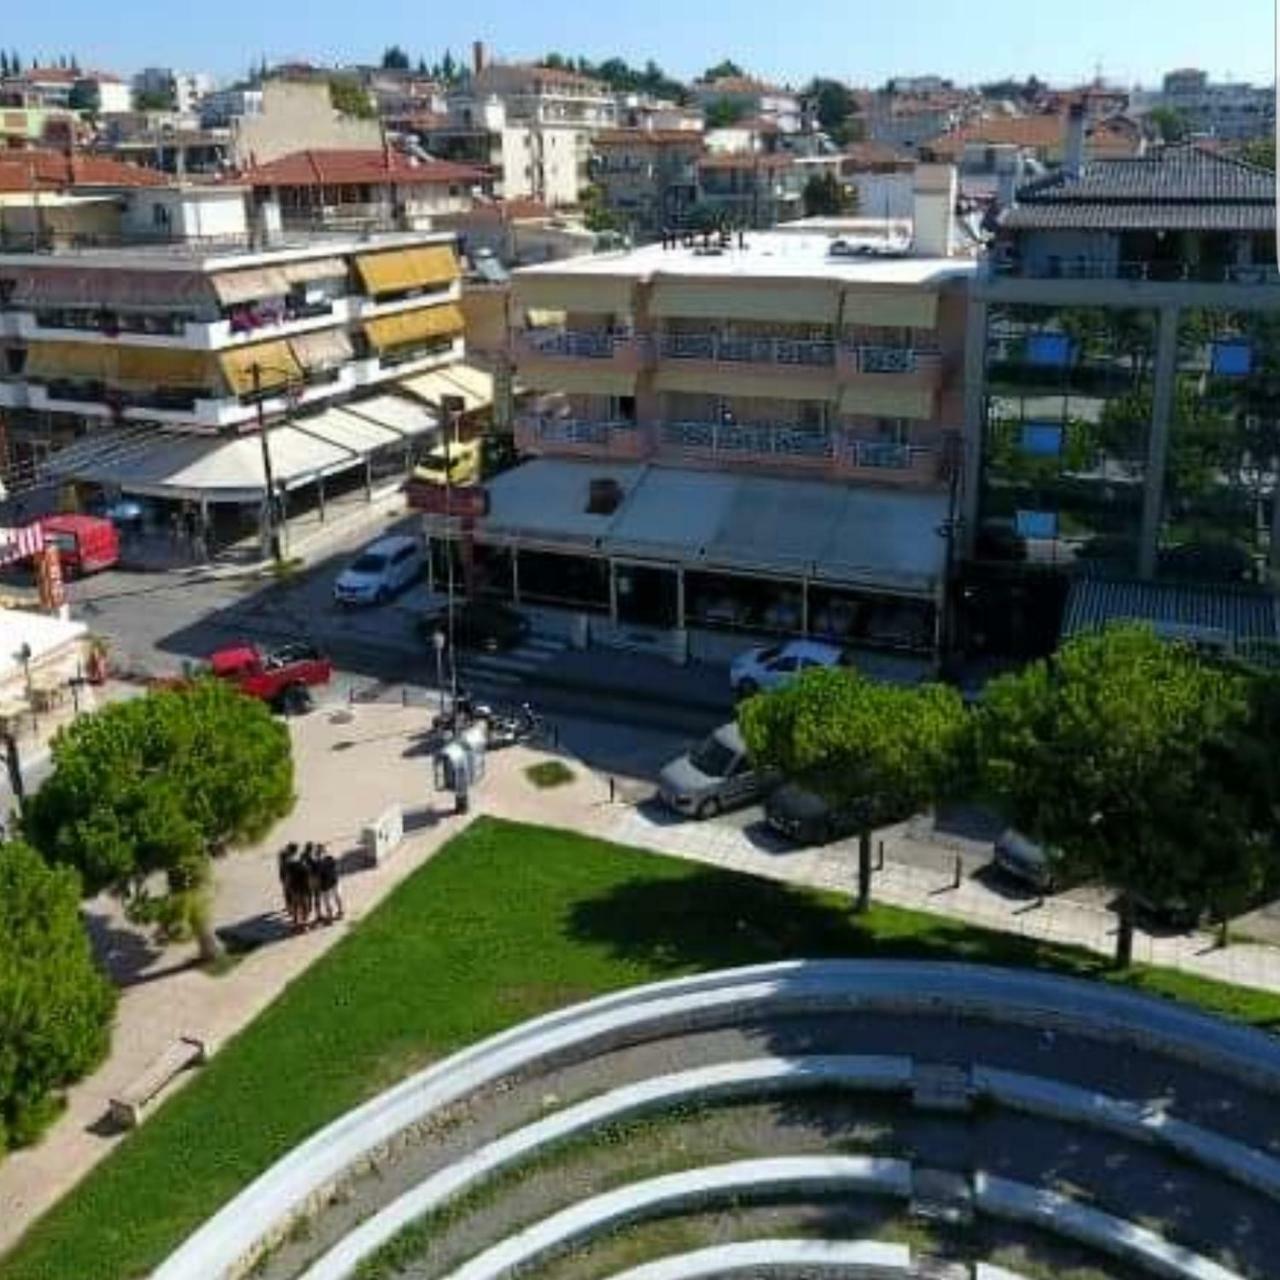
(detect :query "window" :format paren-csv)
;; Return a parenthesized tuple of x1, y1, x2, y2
(769, 655, 799, 673)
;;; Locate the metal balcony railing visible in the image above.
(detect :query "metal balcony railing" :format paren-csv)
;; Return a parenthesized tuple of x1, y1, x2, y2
(662, 420, 834, 459)
(658, 332, 835, 367)
(991, 257, 1280, 286)
(840, 439, 922, 471)
(523, 329, 640, 360)
(526, 417, 639, 446)
(841, 344, 943, 375)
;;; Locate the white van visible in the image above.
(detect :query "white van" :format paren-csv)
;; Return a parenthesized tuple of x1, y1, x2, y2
(333, 535, 425, 606)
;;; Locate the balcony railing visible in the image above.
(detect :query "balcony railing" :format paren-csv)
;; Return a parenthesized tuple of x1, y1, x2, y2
(843, 440, 913, 470)
(523, 329, 644, 360)
(991, 257, 1280, 286)
(658, 332, 836, 367)
(662, 420, 834, 460)
(516, 415, 651, 460)
(840, 344, 944, 377)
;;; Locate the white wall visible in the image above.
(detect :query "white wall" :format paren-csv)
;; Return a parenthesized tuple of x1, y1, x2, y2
(232, 80, 381, 166)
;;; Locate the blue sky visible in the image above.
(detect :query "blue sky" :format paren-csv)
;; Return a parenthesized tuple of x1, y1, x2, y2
(6, 0, 1276, 87)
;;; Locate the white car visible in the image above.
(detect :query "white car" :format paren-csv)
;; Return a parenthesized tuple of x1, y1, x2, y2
(333, 535, 424, 606)
(730, 639, 848, 698)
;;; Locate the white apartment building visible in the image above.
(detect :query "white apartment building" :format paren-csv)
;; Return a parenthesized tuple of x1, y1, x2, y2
(1131, 68, 1274, 141)
(134, 68, 215, 115)
(0, 183, 461, 546)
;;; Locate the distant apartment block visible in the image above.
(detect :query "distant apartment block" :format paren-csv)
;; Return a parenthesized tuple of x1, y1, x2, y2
(691, 75, 802, 134)
(1132, 69, 1275, 141)
(591, 127, 703, 236)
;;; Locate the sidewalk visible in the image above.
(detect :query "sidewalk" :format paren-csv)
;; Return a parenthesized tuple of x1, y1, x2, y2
(4, 700, 1280, 1259)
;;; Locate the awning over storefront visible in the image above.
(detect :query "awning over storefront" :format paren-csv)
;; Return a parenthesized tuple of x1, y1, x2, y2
(281, 257, 348, 285)
(363, 303, 464, 351)
(399, 362, 495, 413)
(23, 342, 215, 388)
(354, 245, 459, 297)
(288, 327, 354, 373)
(650, 279, 839, 326)
(476, 459, 947, 596)
(209, 267, 290, 306)
(5, 267, 213, 309)
(217, 341, 303, 397)
(23, 342, 113, 380)
(514, 275, 635, 316)
(655, 366, 836, 403)
(519, 365, 636, 396)
(838, 384, 935, 420)
(44, 395, 438, 503)
(840, 289, 938, 331)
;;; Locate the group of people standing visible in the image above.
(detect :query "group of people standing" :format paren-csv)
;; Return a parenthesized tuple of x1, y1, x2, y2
(277, 842, 344, 929)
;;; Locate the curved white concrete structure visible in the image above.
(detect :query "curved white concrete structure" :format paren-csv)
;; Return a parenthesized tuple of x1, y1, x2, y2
(300, 1056, 912, 1280)
(154, 962, 1280, 1280)
(439, 1157, 913, 1280)
(606, 1238, 914, 1279)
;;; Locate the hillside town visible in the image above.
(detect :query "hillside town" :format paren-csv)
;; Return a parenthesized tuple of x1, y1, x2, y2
(1, 22, 1280, 1280)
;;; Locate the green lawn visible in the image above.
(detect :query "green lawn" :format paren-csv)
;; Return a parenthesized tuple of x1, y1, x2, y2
(4, 817, 1279, 1280)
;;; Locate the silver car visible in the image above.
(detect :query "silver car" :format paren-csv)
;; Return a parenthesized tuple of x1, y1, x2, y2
(657, 723, 771, 820)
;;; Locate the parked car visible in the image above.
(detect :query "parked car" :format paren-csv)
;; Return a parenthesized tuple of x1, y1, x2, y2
(37, 514, 120, 577)
(992, 828, 1063, 892)
(207, 642, 333, 713)
(410, 438, 482, 487)
(730, 639, 848, 698)
(419, 600, 531, 652)
(658, 722, 775, 819)
(764, 782, 865, 846)
(333, 535, 424, 606)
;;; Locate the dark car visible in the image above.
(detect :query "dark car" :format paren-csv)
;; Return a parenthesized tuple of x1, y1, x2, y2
(419, 600, 530, 653)
(765, 783, 866, 846)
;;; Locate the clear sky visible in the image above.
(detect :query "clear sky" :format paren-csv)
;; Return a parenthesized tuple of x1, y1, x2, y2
(5, 0, 1276, 87)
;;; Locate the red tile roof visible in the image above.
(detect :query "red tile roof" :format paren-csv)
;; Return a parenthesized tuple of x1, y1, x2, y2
(698, 151, 794, 171)
(696, 75, 785, 95)
(0, 149, 168, 192)
(931, 112, 1141, 159)
(594, 128, 703, 147)
(241, 148, 485, 188)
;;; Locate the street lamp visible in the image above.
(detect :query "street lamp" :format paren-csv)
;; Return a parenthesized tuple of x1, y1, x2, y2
(249, 361, 303, 567)
(432, 628, 446, 713)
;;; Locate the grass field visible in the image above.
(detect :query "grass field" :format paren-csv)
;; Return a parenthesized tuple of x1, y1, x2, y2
(4, 816, 1279, 1280)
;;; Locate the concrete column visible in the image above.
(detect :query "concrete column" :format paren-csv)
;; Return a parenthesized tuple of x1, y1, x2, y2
(675, 566, 685, 629)
(511, 548, 520, 605)
(801, 577, 810, 635)
(426, 537, 435, 595)
(608, 560, 619, 624)
(958, 295, 988, 556)
(317, 475, 326, 524)
(1138, 305, 1181, 580)
(364, 458, 373, 501)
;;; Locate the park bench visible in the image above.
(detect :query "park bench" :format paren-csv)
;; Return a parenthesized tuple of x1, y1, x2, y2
(109, 1035, 209, 1129)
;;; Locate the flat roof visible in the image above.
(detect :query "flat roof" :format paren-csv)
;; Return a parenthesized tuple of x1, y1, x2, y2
(475, 459, 947, 596)
(514, 233, 976, 289)
(0, 228, 456, 273)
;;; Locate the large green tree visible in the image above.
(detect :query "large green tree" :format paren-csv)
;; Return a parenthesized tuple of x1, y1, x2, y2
(807, 78, 855, 140)
(0, 841, 115, 1150)
(703, 60, 744, 81)
(328, 75, 375, 119)
(381, 45, 410, 71)
(740, 669, 967, 911)
(26, 681, 294, 962)
(802, 171, 854, 218)
(977, 625, 1255, 966)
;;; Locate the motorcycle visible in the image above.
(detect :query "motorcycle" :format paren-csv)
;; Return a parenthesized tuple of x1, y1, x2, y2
(429, 691, 493, 741)
(485, 702, 546, 750)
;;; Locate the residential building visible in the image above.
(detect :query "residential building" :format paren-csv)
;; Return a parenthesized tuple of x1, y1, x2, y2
(866, 91, 968, 153)
(695, 153, 805, 229)
(228, 80, 382, 168)
(0, 181, 462, 550)
(199, 85, 264, 130)
(79, 75, 134, 116)
(1131, 69, 1275, 142)
(241, 149, 482, 232)
(591, 127, 703, 237)
(95, 120, 232, 177)
(962, 130, 1280, 658)
(691, 76, 802, 134)
(436, 166, 972, 657)
(133, 68, 215, 115)
(0, 104, 82, 151)
(926, 110, 1143, 169)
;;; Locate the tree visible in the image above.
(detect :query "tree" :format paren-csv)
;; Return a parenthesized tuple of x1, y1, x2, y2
(741, 669, 967, 912)
(1146, 106, 1188, 144)
(541, 52, 568, 70)
(802, 171, 852, 218)
(67, 79, 99, 115)
(705, 97, 748, 128)
(328, 75, 375, 119)
(1240, 138, 1275, 171)
(135, 88, 175, 112)
(807, 77, 853, 137)
(703, 60, 744, 82)
(417, 57, 428, 75)
(0, 841, 115, 1150)
(381, 45, 410, 71)
(26, 680, 295, 963)
(0, 53, 9, 77)
(977, 625, 1252, 966)
(440, 49, 457, 84)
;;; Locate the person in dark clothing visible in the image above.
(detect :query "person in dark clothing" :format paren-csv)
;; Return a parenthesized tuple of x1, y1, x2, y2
(317, 845, 343, 923)
(278, 842, 299, 922)
(300, 843, 322, 927)
(286, 845, 314, 929)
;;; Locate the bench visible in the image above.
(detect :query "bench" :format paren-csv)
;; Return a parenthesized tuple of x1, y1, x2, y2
(109, 1035, 208, 1129)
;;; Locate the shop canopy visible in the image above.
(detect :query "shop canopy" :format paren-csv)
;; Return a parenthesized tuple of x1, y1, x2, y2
(44, 396, 438, 504)
(217, 340, 304, 397)
(475, 459, 948, 597)
(399, 362, 495, 414)
(209, 267, 291, 306)
(363, 303, 463, 351)
(354, 245, 459, 297)
(4, 266, 213, 309)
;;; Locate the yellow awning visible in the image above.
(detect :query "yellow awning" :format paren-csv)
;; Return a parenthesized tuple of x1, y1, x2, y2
(218, 341, 303, 397)
(518, 365, 637, 396)
(840, 289, 939, 331)
(210, 268, 290, 305)
(355, 245, 460, 297)
(363, 304, 464, 352)
(650, 280, 838, 325)
(838, 384, 935, 420)
(514, 275, 635, 315)
(654, 365, 836, 402)
(289, 327, 355, 372)
(115, 347, 215, 387)
(23, 342, 113, 380)
(282, 257, 348, 285)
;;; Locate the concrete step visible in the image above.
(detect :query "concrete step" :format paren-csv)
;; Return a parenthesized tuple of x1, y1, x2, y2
(912, 1062, 974, 1114)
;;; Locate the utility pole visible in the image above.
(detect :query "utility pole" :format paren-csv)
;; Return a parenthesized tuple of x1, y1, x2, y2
(252, 362, 283, 566)
(442, 396, 461, 706)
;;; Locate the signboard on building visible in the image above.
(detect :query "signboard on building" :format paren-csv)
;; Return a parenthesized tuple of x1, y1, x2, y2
(406, 482, 490, 519)
(0, 524, 44, 567)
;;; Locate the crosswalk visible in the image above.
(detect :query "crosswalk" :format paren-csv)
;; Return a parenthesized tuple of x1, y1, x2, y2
(456, 634, 569, 688)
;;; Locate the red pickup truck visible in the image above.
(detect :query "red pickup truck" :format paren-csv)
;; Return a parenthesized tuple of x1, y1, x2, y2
(208, 643, 333, 713)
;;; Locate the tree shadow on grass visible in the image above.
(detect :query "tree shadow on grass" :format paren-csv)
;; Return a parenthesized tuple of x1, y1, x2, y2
(563, 865, 1115, 982)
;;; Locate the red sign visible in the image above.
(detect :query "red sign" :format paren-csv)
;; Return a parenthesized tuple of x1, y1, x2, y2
(0, 523, 45, 567)
(406, 482, 490, 519)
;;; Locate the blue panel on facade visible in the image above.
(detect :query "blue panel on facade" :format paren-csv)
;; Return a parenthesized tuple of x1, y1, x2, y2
(1015, 509, 1058, 539)
(1211, 341, 1253, 376)
(1020, 423, 1063, 456)
(1026, 333, 1072, 367)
